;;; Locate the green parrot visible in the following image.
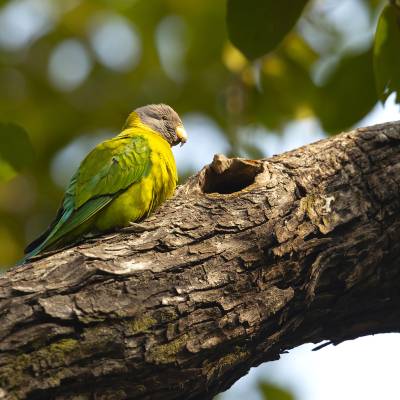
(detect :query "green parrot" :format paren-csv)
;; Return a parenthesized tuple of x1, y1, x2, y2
(22, 104, 187, 263)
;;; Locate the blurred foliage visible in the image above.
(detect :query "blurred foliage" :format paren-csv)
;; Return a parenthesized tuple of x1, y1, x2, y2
(226, 0, 309, 59)
(374, 3, 400, 103)
(0, 0, 397, 268)
(259, 380, 296, 400)
(0, 122, 34, 182)
(313, 46, 377, 132)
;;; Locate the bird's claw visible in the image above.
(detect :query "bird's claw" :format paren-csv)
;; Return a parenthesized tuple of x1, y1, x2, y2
(121, 222, 147, 233)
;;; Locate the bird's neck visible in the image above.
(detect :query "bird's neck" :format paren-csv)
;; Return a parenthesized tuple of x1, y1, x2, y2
(120, 112, 164, 142)
(122, 111, 142, 130)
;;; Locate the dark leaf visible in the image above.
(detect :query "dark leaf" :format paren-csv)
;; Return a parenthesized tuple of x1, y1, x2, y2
(226, 0, 309, 59)
(0, 123, 34, 176)
(314, 47, 377, 133)
(373, 4, 400, 103)
(251, 47, 318, 130)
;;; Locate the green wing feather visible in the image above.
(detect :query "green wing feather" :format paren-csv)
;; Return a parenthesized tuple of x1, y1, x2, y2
(23, 134, 152, 261)
(75, 134, 151, 207)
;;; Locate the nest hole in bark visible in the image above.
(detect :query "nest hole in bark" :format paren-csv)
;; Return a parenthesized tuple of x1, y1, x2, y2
(201, 154, 263, 194)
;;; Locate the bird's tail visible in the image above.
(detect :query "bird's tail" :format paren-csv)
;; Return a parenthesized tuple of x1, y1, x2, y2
(17, 208, 73, 265)
(17, 243, 46, 265)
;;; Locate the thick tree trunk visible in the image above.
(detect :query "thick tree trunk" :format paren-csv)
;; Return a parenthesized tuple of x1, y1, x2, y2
(1, 121, 400, 400)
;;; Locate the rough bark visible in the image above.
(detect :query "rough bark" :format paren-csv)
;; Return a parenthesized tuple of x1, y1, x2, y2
(0, 121, 400, 400)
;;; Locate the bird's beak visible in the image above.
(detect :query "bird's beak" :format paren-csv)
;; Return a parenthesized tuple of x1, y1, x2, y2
(176, 125, 188, 146)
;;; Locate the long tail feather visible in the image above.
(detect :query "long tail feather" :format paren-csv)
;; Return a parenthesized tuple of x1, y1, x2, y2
(19, 196, 113, 265)
(20, 208, 74, 264)
(17, 243, 47, 265)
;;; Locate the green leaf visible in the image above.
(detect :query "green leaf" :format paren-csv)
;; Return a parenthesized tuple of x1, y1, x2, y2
(259, 380, 295, 400)
(373, 4, 400, 103)
(226, 0, 309, 59)
(313, 47, 377, 133)
(0, 123, 34, 182)
(0, 156, 17, 183)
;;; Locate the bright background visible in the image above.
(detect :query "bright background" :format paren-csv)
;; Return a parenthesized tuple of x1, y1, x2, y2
(0, 0, 399, 399)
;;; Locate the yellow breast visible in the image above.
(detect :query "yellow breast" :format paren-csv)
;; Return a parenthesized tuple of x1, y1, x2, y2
(95, 130, 177, 231)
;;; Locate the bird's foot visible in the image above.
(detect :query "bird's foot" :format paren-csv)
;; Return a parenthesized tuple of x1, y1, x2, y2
(121, 222, 148, 233)
(83, 232, 98, 239)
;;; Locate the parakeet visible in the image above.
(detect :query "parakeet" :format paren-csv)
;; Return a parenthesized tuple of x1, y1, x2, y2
(22, 104, 187, 263)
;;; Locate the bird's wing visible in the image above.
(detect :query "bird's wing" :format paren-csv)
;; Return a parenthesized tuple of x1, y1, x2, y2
(74, 134, 152, 208)
(24, 134, 152, 256)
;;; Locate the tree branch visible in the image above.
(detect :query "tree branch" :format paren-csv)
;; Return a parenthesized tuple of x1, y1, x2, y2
(1, 121, 400, 400)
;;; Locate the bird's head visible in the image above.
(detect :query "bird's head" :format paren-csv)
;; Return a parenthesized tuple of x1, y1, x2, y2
(125, 104, 188, 147)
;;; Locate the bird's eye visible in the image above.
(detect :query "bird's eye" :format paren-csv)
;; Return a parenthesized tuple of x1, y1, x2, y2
(161, 115, 168, 121)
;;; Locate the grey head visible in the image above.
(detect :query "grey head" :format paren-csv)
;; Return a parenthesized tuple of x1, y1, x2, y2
(133, 103, 188, 147)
